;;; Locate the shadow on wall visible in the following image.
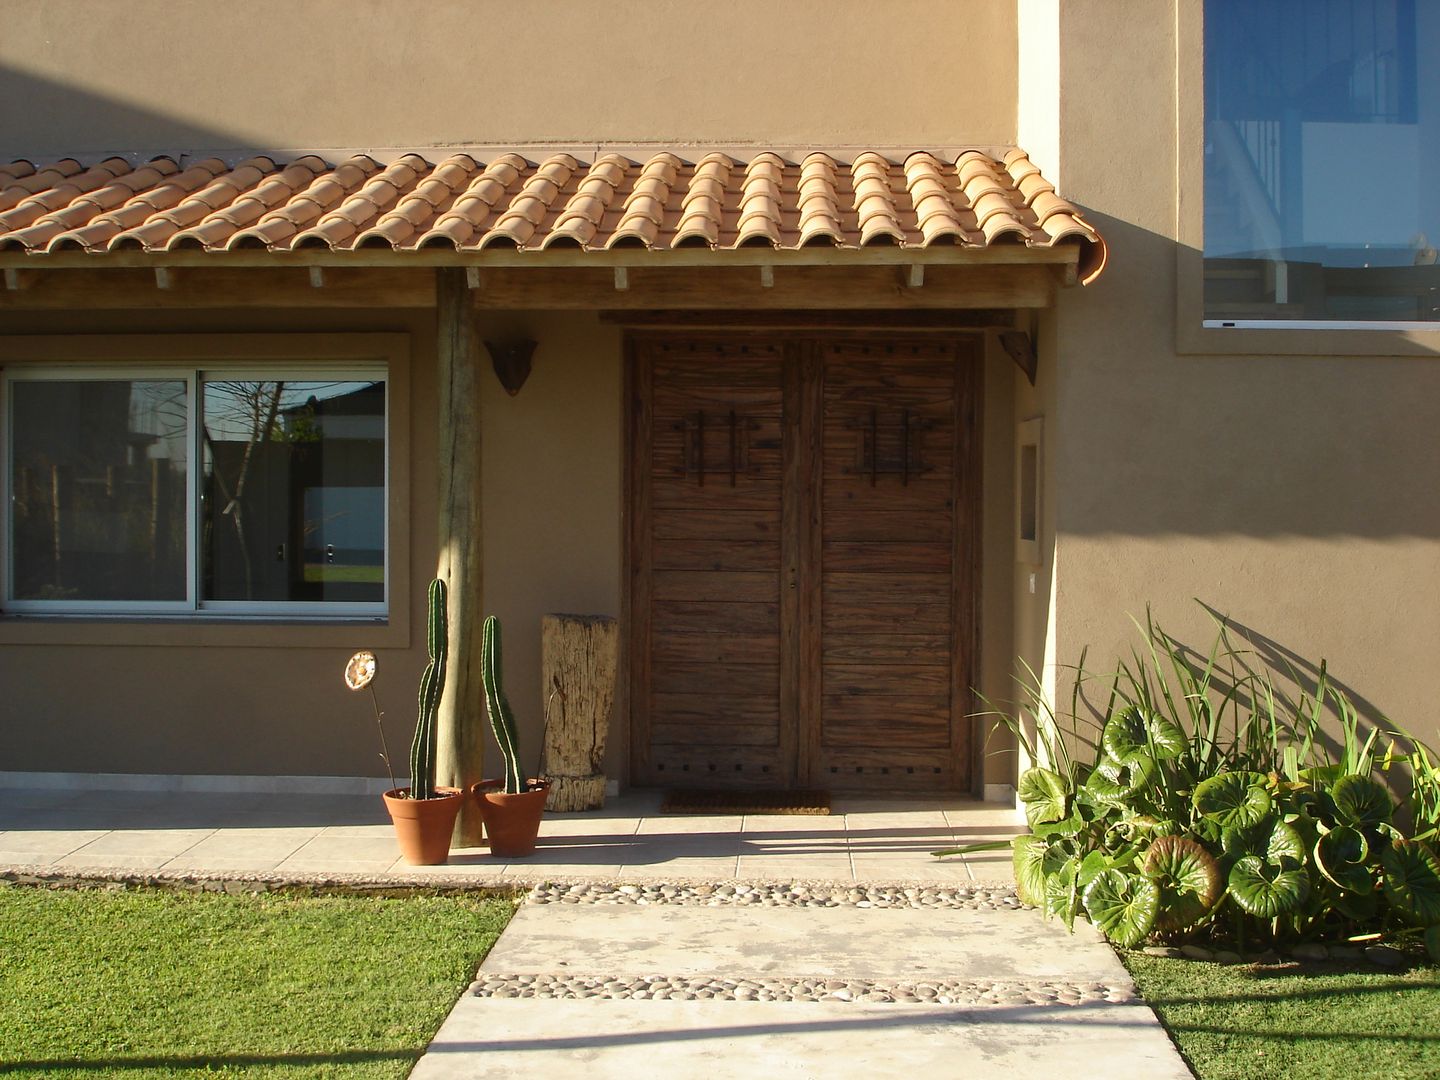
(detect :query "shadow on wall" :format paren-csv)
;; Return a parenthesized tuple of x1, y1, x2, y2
(0, 64, 258, 161)
(1053, 600, 1403, 766)
(1050, 212, 1440, 541)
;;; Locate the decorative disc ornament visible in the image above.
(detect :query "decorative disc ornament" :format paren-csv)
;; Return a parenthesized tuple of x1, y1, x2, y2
(345, 651, 377, 691)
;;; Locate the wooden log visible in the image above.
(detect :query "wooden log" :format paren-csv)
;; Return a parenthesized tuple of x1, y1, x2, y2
(541, 613, 619, 812)
(434, 268, 487, 846)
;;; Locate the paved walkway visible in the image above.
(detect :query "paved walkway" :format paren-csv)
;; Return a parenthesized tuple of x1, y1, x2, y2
(412, 897, 1190, 1079)
(0, 785, 1191, 1078)
(0, 786, 1019, 884)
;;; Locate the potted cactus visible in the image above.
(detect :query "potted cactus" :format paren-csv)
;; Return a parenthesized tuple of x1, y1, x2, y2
(346, 578, 464, 865)
(473, 615, 551, 857)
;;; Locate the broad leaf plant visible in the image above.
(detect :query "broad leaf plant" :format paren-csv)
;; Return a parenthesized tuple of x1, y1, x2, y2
(941, 610, 1440, 957)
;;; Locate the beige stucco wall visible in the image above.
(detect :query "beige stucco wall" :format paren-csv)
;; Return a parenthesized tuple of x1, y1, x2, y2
(474, 312, 625, 783)
(1041, 0, 1440, 747)
(0, 0, 1017, 160)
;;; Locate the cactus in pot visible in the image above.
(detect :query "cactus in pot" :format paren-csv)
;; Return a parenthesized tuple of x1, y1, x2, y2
(475, 614, 548, 857)
(481, 614, 526, 793)
(408, 577, 448, 800)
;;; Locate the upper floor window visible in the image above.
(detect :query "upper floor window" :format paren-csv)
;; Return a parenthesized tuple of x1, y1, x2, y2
(1204, 0, 1439, 326)
(4, 367, 387, 617)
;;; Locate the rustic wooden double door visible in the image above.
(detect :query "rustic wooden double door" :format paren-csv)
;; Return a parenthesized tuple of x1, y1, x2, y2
(628, 332, 980, 792)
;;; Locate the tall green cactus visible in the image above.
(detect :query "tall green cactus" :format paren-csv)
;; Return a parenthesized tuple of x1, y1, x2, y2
(409, 578, 448, 799)
(481, 615, 524, 794)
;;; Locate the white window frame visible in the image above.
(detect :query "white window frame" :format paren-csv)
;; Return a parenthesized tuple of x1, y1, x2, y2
(2, 362, 389, 619)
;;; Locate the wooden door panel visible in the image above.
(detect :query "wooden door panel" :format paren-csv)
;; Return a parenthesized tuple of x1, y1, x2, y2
(822, 632, 950, 664)
(810, 339, 972, 791)
(652, 508, 778, 541)
(651, 538, 781, 572)
(632, 332, 978, 794)
(651, 599, 779, 635)
(651, 660, 780, 697)
(631, 337, 789, 788)
(821, 541, 951, 573)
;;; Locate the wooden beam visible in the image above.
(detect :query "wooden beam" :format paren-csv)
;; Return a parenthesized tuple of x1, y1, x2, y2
(599, 309, 1014, 329)
(0, 267, 436, 309)
(471, 265, 1057, 310)
(434, 267, 487, 847)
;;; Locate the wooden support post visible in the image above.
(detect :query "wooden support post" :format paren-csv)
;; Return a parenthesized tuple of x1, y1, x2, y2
(434, 267, 487, 846)
(541, 614, 619, 811)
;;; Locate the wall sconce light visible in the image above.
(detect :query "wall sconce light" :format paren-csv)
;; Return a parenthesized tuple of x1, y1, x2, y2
(484, 338, 537, 396)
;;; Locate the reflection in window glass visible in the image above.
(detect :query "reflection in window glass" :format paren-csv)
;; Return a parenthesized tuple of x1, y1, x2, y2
(8, 380, 188, 602)
(201, 379, 385, 603)
(1204, 0, 1440, 322)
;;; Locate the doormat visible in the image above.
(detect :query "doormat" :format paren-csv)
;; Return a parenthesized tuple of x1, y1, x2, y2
(660, 789, 831, 815)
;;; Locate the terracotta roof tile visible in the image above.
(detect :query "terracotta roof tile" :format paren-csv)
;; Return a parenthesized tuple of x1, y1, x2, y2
(0, 147, 1106, 281)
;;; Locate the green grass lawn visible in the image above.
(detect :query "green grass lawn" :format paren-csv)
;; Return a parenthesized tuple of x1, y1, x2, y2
(1125, 952, 1440, 1080)
(0, 886, 515, 1078)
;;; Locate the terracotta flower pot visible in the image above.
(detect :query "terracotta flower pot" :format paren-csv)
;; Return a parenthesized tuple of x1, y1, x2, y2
(473, 779, 551, 858)
(382, 787, 464, 866)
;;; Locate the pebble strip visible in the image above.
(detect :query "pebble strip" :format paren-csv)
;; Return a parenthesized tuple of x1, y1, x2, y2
(469, 972, 1133, 1006)
(526, 882, 1023, 909)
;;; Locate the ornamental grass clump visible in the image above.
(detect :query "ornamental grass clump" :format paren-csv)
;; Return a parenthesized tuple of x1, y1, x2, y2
(941, 609, 1440, 958)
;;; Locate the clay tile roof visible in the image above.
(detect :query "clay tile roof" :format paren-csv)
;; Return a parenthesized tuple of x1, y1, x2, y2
(0, 148, 1106, 282)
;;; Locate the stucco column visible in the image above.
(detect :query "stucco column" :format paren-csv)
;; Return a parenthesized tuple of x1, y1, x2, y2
(435, 267, 486, 846)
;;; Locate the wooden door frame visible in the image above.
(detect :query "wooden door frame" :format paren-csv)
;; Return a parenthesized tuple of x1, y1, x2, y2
(623, 327, 984, 795)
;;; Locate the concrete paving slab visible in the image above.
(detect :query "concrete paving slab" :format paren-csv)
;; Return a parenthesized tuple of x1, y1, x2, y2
(410, 998, 1190, 1080)
(479, 905, 1128, 985)
(68, 828, 215, 858)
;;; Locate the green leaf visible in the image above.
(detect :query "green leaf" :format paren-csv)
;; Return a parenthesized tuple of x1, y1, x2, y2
(1017, 768, 1070, 828)
(1381, 838, 1440, 924)
(1266, 820, 1306, 866)
(1193, 772, 1272, 829)
(1013, 835, 1050, 908)
(1332, 774, 1394, 829)
(1077, 849, 1112, 889)
(1144, 835, 1223, 932)
(1228, 854, 1310, 917)
(1102, 705, 1187, 765)
(1032, 811, 1085, 839)
(1082, 869, 1160, 948)
(1087, 755, 1156, 804)
(1315, 826, 1373, 895)
(1043, 859, 1081, 926)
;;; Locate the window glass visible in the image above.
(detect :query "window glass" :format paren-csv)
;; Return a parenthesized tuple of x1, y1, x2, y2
(1204, 0, 1440, 323)
(8, 379, 188, 602)
(4, 368, 386, 615)
(201, 379, 385, 604)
